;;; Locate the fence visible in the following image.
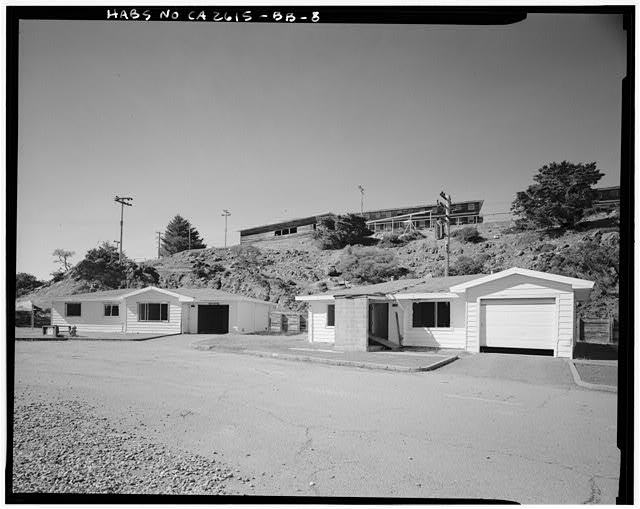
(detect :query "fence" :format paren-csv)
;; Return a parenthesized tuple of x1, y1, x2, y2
(269, 312, 307, 333)
(578, 318, 618, 344)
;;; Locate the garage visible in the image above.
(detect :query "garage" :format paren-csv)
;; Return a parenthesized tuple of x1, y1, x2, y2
(480, 298, 556, 354)
(197, 304, 229, 334)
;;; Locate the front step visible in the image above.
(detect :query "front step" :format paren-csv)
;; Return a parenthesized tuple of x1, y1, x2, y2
(368, 334, 401, 351)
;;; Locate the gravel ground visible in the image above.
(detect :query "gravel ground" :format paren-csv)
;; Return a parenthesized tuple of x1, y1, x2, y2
(12, 392, 247, 495)
(575, 363, 618, 387)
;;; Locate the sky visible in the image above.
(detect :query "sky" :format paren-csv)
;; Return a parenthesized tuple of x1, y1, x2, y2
(15, 13, 627, 279)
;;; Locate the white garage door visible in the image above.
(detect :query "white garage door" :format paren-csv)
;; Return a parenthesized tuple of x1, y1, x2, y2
(480, 298, 556, 350)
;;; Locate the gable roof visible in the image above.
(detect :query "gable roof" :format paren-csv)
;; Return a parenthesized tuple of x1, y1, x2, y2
(296, 274, 484, 300)
(51, 286, 274, 305)
(296, 268, 595, 301)
(171, 288, 274, 305)
(448, 267, 594, 292)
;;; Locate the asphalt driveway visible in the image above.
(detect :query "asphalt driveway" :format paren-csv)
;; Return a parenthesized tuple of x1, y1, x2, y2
(12, 335, 619, 502)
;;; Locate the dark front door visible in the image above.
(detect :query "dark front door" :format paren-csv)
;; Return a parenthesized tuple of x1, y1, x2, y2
(369, 303, 389, 339)
(198, 305, 229, 334)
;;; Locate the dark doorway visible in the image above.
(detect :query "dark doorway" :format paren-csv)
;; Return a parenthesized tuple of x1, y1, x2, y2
(480, 346, 553, 356)
(198, 305, 229, 334)
(369, 303, 389, 340)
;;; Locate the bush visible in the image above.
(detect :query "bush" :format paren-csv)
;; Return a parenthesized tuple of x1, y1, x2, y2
(377, 233, 404, 248)
(314, 214, 373, 250)
(449, 254, 490, 276)
(336, 246, 410, 284)
(452, 227, 483, 244)
(398, 230, 424, 242)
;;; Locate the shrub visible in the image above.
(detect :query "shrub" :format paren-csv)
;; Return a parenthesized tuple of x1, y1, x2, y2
(336, 246, 410, 284)
(398, 230, 424, 242)
(377, 233, 404, 248)
(314, 214, 373, 250)
(452, 226, 483, 244)
(449, 254, 490, 276)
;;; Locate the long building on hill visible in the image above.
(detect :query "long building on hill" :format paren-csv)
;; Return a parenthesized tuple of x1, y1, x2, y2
(239, 200, 484, 244)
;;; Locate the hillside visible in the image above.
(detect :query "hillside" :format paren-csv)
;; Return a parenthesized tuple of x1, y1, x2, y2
(23, 216, 619, 319)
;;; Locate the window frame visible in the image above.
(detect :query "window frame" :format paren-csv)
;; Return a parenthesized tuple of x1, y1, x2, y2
(104, 303, 120, 317)
(65, 302, 81, 317)
(326, 304, 335, 327)
(138, 302, 170, 322)
(412, 301, 451, 329)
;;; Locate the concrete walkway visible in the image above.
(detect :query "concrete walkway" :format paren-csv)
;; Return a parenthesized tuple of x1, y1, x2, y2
(14, 328, 177, 342)
(191, 334, 460, 372)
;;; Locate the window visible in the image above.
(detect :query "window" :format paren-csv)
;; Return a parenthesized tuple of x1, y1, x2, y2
(104, 304, 119, 317)
(327, 304, 335, 327)
(66, 303, 81, 317)
(412, 301, 450, 328)
(138, 303, 169, 322)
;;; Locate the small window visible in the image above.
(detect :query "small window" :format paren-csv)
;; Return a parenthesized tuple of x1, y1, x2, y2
(413, 301, 450, 328)
(327, 304, 335, 327)
(104, 304, 119, 317)
(290, 227, 297, 234)
(138, 303, 169, 322)
(436, 302, 450, 327)
(275, 230, 282, 236)
(66, 303, 81, 317)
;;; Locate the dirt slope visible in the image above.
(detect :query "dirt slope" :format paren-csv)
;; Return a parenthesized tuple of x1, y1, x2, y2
(23, 218, 619, 318)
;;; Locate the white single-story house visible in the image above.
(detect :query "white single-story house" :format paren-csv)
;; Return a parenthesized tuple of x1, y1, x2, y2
(51, 286, 276, 335)
(295, 267, 594, 358)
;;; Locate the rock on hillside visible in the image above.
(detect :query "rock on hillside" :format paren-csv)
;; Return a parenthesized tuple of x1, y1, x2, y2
(21, 217, 619, 318)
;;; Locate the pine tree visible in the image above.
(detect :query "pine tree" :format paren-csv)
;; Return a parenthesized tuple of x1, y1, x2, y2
(161, 215, 206, 255)
(511, 161, 604, 229)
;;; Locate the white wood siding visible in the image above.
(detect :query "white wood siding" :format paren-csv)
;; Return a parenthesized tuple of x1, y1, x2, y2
(399, 298, 466, 349)
(463, 273, 576, 358)
(237, 301, 271, 333)
(51, 301, 124, 333)
(557, 292, 575, 358)
(308, 300, 335, 343)
(124, 290, 182, 334)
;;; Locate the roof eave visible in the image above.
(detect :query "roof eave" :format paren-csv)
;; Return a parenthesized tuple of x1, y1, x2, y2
(395, 292, 460, 300)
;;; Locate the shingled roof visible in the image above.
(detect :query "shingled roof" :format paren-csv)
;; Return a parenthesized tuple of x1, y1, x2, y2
(304, 273, 485, 298)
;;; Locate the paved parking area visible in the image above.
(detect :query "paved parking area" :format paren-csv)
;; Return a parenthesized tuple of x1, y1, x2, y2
(437, 352, 577, 387)
(191, 334, 461, 372)
(12, 335, 619, 502)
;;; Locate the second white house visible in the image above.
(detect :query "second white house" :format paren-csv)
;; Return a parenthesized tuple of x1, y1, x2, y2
(295, 267, 594, 358)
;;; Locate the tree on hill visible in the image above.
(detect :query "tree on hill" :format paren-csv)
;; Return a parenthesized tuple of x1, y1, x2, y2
(161, 215, 206, 255)
(16, 272, 45, 297)
(52, 248, 75, 271)
(74, 242, 128, 288)
(313, 214, 373, 250)
(511, 161, 604, 229)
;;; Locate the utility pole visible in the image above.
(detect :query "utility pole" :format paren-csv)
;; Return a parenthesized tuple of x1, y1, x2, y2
(156, 232, 162, 259)
(114, 196, 133, 262)
(358, 185, 365, 214)
(222, 209, 231, 248)
(438, 191, 452, 277)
